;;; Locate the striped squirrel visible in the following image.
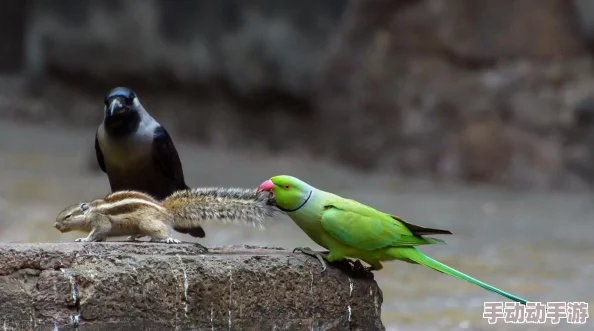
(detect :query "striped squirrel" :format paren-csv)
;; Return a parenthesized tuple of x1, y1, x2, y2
(54, 188, 279, 244)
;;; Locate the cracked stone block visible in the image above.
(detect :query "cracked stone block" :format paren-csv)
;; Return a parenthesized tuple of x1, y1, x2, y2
(0, 243, 385, 330)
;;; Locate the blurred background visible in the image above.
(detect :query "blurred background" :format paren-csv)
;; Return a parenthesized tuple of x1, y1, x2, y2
(0, 0, 593, 330)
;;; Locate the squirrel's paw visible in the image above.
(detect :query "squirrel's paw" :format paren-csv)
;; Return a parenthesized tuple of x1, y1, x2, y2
(150, 237, 182, 244)
(75, 237, 105, 242)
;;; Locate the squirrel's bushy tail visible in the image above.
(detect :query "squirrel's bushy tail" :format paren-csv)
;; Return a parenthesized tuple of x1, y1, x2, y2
(163, 187, 278, 236)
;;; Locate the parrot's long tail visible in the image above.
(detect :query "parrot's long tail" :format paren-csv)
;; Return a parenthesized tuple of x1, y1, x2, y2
(389, 247, 528, 305)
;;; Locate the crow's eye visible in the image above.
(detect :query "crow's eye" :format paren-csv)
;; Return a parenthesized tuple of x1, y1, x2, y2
(123, 97, 134, 106)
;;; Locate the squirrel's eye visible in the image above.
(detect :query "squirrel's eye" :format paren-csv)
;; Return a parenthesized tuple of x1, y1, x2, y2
(80, 203, 89, 211)
(284, 185, 290, 189)
(64, 214, 72, 220)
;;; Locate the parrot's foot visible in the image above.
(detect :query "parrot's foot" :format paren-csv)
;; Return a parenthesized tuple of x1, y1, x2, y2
(326, 258, 374, 278)
(350, 259, 374, 277)
(293, 247, 327, 272)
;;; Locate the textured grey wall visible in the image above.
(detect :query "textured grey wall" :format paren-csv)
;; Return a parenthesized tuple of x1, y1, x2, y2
(3, 0, 594, 190)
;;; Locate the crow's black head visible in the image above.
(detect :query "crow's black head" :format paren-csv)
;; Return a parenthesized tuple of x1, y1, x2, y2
(104, 87, 138, 117)
(103, 87, 142, 136)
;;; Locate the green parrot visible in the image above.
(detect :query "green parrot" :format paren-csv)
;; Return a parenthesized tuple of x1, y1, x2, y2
(257, 175, 528, 304)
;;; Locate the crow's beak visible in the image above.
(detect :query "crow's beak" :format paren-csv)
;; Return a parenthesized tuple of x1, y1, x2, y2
(257, 179, 274, 192)
(109, 98, 126, 116)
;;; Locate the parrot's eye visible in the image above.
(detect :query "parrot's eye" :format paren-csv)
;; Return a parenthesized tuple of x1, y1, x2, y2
(284, 185, 290, 189)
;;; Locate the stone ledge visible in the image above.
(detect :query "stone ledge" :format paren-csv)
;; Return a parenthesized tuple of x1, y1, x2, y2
(0, 243, 384, 330)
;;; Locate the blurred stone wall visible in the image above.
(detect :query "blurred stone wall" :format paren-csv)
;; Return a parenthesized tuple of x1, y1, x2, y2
(5, 0, 594, 190)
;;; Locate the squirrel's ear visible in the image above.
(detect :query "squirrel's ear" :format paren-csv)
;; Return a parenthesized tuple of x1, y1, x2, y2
(80, 203, 89, 212)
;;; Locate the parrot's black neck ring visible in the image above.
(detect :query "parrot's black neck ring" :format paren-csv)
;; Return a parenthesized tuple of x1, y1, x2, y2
(278, 190, 312, 213)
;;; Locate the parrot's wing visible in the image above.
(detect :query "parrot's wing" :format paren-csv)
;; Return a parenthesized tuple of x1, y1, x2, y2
(319, 199, 441, 251)
(390, 214, 452, 236)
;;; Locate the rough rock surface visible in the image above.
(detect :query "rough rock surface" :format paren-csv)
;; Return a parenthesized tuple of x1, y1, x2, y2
(0, 243, 384, 330)
(2, 0, 594, 190)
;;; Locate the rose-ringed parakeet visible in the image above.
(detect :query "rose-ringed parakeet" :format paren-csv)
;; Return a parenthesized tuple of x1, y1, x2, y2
(257, 175, 528, 304)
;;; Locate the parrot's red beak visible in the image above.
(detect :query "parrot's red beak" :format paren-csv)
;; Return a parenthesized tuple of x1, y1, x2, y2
(257, 179, 274, 192)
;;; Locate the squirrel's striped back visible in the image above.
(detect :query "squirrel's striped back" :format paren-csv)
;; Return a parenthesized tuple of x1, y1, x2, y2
(95, 190, 167, 216)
